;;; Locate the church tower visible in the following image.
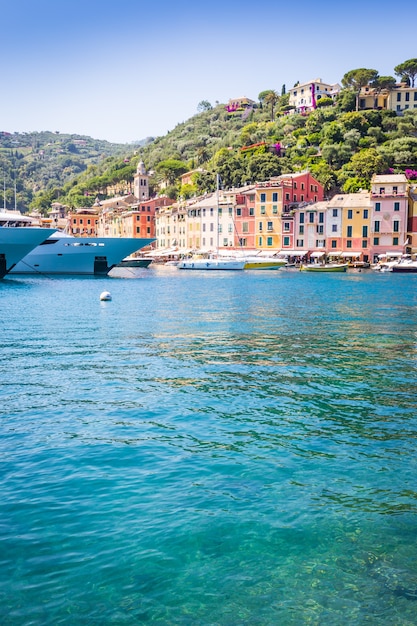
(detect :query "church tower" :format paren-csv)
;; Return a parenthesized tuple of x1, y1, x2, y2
(133, 161, 149, 201)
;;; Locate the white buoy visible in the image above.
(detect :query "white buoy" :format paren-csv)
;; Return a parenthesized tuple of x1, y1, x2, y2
(100, 291, 112, 301)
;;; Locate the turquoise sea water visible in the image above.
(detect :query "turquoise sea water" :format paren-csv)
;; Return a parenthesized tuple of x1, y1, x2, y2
(1, 266, 417, 625)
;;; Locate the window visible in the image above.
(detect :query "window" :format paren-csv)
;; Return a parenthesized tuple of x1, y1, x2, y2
(393, 186, 398, 194)
(202, 209, 206, 217)
(283, 236, 290, 246)
(260, 193, 266, 202)
(258, 236, 263, 246)
(267, 221, 273, 231)
(332, 209, 338, 217)
(293, 194, 297, 202)
(223, 238, 229, 246)
(319, 212, 324, 223)
(374, 220, 380, 233)
(375, 202, 381, 212)
(228, 224, 232, 233)
(415, 93, 417, 101)
(300, 195, 304, 202)
(236, 208, 242, 216)
(202, 223, 206, 232)
(379, 188, 385, 195)
(331, 240, 337, 248)
(374, 237, 379, 245)
(267, 237, 273, 246)
(136, 226, 140, 234)
(272, 205, 278, 214)
(317, 225, 324, 234)
(362, 240, 368, 248)
(299, 213, 305, 224)
(332, 224, 337, 232)
(272, 192, 278, 202)
(283, 222, 290, 232)
(362, 226, 368, 237)
(301, 183, 305, 190)
(285, 193, 290, 201)
(299, 225, 304, 234)
(242, 222, 248, 233)
(348, 209, 353, 219)
(309, 212, 314, 223)
(347, 226, 352, 237)
(393, 237, 399, 245)
(249, 207, 254, 216)
(347, 240, 352, 248)
(394, 202, 400, 211)
(406, 92, 410, 102)
(393, 220, 399, 232)
(260, 205, 266, 215)
(228, 207, 232, 215)
(218, 208, 222, 216)
(363, 209, 368, 219)
(296, 239, 304, 247)
(259, 222, 263, 231)
(397, 93, 401, 102)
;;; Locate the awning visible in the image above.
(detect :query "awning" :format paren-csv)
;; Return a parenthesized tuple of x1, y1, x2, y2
(146, 247, 178, 257)
(341, 251, 361, 258)
(378, 252, 403, 258)
(310, 251, 325, 258)
(278, 250, 308, 256)
(328, 251, 343, 256)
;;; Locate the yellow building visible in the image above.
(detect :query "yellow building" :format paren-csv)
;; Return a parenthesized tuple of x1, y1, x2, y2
(254, 181, 283, 251)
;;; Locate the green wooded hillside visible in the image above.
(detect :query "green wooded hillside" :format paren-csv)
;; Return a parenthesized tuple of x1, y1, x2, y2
(3, 86, 417, 214)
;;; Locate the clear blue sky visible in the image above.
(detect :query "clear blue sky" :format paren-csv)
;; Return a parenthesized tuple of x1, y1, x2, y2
(2, 0, 414, 144)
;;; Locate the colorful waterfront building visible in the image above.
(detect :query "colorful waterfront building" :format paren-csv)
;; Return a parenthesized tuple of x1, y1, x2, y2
(327, 191, 371, 262)
(407, 185, 417, 254)
(68, 207, 99, 236)
(156, 200, 187, 252)
(254, 179, 283, 251)
(254, 172, 325, 253)
(370, 174, 408, 262)
(232, 186, 257, 250)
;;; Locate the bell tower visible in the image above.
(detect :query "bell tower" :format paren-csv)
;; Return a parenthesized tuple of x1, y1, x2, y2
(134, 161, 149, 200)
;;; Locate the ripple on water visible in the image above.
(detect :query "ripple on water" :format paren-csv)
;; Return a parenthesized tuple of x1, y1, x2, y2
(1, 271, 417, 624)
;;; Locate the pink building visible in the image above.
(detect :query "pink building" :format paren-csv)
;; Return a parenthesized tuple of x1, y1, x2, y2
(369, 174, 408, 262)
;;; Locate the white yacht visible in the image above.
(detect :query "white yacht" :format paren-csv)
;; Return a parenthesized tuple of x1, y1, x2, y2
(0, 210, 56, 279)
(177, 255, 245, 270)
(11, 231, 155, 276)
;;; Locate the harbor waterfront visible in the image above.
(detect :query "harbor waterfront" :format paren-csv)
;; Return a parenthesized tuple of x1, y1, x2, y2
(2, 268, 417, 624)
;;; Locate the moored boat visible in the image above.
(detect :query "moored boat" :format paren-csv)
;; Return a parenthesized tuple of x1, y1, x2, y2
(116, 256, 153, 269)
(242, 256, 287, 270)
(178, 256, 245, 270)
(300, 263, 348, 272)
(0, 210, 57, 279)
(11, 231, 155, 276)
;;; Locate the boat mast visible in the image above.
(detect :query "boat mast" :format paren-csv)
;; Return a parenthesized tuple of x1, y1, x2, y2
(216, 173, 220, 253)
